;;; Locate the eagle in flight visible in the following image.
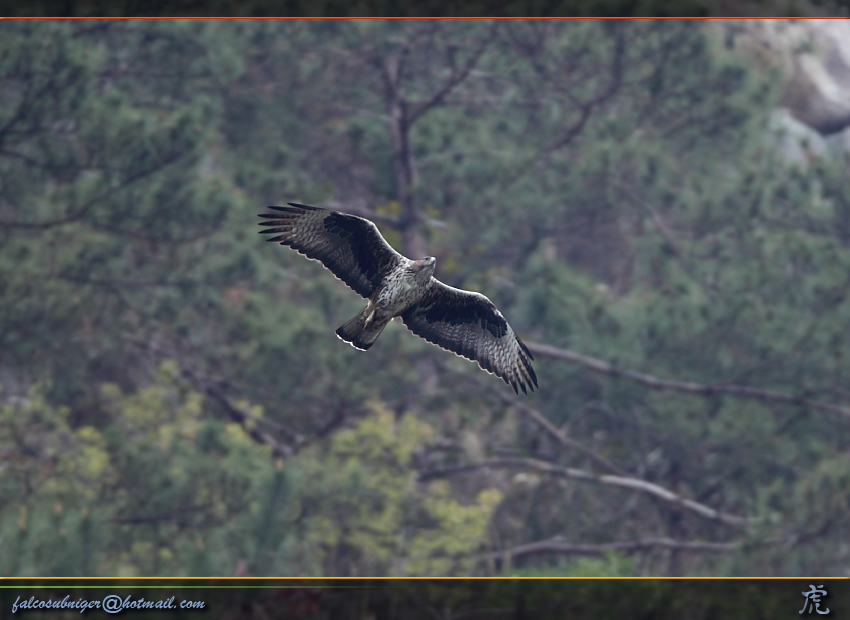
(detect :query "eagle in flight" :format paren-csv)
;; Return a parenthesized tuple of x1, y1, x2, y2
(258, 203, 538, 394)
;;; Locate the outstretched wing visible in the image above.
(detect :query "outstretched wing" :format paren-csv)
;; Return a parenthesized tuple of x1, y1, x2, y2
(258, 203, 405, 299)
(401, 281, 538, 394)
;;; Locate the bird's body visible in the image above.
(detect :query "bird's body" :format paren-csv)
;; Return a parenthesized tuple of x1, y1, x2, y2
(258, 203, 538, 394)
(373, 257, 435, 317)
(336, 256, 436, 351)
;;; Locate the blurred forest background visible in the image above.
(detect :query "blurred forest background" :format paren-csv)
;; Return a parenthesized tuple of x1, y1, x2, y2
(2, 19, 850, 578)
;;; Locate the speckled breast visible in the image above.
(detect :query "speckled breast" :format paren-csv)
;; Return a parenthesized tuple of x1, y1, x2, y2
(374, 267, 428, 313)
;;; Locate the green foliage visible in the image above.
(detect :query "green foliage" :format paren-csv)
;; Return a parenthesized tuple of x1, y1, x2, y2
(0, 363, 275, 576)
(281, 401, 502, 576)
(0, 367, 498, 576)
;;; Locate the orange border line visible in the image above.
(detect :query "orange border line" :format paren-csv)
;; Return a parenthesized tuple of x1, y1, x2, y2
(1, 16, 849, 19)
(1, 576, 848, 580)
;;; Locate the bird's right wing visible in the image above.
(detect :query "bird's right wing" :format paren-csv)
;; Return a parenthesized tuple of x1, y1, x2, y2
(401, 280, 538, 394)
(259, 203, 405, 299)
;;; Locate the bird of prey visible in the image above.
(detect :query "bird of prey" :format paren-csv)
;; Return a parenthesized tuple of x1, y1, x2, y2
(258, 203, 538, 394)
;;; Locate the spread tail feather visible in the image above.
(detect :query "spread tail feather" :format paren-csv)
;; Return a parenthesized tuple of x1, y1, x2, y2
(335, 307, 389, 351)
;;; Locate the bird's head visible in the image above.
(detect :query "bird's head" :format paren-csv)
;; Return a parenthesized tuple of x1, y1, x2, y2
(412, 256, 436, 279)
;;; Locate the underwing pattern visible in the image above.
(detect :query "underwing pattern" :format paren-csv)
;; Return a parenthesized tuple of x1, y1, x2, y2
(259, 203, 537, 394)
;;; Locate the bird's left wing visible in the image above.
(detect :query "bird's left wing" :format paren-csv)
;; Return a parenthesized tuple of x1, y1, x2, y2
(401, 280, 538, 394)
(258, 203, 405, 299)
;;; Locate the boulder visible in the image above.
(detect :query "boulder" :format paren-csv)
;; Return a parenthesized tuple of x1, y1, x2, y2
(718, 20, 850, 135)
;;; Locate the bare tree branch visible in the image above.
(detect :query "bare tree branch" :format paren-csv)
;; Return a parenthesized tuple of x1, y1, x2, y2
(476, 536, 744, 564)
(183, 365, 350, 456)
(489, 386, 625, 476)
(378, 24, 496, 259)
(618, 183, 724, 300)
(181, 366, 302, 458)
(502, 103, 593, 189)
(0, 150, 186, 230)
(420, 457, 755, 526)
(380, 45, 419, 258)
(407, 25, 497, 126)
(502, 24, 624, 189)
(122, 336, 324, 459)
(525, 342, 850, 420)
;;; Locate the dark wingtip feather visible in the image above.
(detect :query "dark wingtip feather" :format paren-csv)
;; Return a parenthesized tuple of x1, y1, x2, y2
(265, 235, 286, 243)
(524, 360, 538, 391)
(287, 202, 322, 211)
(518, 338, 534, 361)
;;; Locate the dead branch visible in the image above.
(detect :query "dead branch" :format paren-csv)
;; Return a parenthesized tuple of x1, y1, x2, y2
(122, 335, 312, 459)
(490, 387, 624, 476)
(407, 25, 497, 126)
(182, 364, 352, 460)
(420, 456, 754, 526)
(502, 24, 624, 189)
(0, 149, 186, 230)
(525, 342, 850, 420)
(181, 366, 302, 458)
(477, 536, 742, 563)
(379, 24, 496, 259)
